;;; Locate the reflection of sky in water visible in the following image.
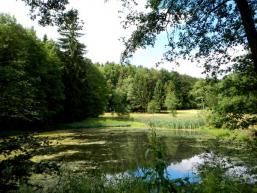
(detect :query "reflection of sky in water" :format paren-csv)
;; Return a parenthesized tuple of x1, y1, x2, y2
(108, 153, 257, 184)
(165, 154, 204, 182)
(120, 154, 205, 183)
(166, 153, 256, 184)
(133, 167, 199, 183)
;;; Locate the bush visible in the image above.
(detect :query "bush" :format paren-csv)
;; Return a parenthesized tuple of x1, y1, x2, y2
(147, 100, 160, 113)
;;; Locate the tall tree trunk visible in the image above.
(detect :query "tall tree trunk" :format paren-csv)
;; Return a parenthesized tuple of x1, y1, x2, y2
(235, 0, 257, 73)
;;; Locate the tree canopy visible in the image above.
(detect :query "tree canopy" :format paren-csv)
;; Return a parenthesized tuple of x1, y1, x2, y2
(99, 63, 199, 113)
(58, 9, 108, 121)
(20, 0, 69, 26)
(0, 14, 64, 127)
(0, 13, 108, 128)
(18, 0, 257, 75)
(121, 0, 257, 75)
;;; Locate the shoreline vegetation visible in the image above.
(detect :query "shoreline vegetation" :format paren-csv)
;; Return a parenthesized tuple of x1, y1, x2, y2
(1, 110, 255, 142)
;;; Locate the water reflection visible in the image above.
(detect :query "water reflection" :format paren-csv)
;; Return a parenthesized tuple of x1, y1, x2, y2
(36, 128, 204, 174)
(166, 154, 203, 182)
(106, 152, 257, 185)
(35, 128, 257, 184)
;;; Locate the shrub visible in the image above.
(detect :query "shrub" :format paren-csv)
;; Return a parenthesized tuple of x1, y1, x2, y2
(147, 100, 160, 113)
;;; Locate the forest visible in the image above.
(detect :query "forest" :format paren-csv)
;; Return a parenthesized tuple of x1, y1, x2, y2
(0, 0, 257, 193)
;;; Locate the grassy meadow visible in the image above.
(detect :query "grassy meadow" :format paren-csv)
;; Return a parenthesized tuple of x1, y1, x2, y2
(61, 110, 204, 130)
(53, 110, 254, 141)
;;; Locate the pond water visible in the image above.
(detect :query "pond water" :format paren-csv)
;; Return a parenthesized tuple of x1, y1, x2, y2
(36, 128, 257, 183)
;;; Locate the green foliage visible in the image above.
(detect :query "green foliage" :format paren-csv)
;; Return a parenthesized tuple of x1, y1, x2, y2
(210, 58, 257, 129)
(81, 61, 109, 117)
(189, 56, 257, 129)
(58, 9, 86, 61)
(100, 63, 199, 113)
(147, 100, 160, 113)
(148, 118, 206, 129)
(111, 90, 130, 116)
(0, 12, 108, 127)
(173, 74, 198, 109)
(153, 79, 164, 109)
(130, 69, 152, 112)
(121, 0, 257, 75)
(190, 80, 218, 109)
(58, 10, 108, 121)
(21, 0, 69, 26)
(0, 14, 64, 128)
(164, 92, 178, 117)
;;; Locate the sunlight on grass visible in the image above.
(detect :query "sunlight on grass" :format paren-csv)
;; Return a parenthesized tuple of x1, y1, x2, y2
(199, 127, 253, 141)
(62, 117, 145, 129)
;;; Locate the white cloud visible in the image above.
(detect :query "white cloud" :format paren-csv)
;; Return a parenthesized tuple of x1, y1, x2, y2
(167, 154, 204, 173)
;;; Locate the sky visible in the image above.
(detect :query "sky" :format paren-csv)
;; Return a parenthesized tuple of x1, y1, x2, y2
(0, 0, 205, 78)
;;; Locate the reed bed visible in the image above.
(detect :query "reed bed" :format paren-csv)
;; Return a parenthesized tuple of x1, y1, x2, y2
(135, 117, 205, 129)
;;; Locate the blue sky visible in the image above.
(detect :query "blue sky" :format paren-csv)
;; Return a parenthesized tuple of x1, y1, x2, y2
(0, 0, 205, 78)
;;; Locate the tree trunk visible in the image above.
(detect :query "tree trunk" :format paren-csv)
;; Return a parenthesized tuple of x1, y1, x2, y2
(235, 0, 257, 73)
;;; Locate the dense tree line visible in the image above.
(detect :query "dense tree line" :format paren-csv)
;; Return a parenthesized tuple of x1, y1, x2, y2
(0, 13, 108, 129)
(1, 10, 256, 130)
(0, 14, 64, 128)
(97, 58, 257, 129)
(191, 55, 257, 129)
(98, 63, 199, 114)
(0, 12, 200, 129)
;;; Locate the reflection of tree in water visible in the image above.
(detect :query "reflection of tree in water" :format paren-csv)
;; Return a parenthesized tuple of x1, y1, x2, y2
(31, 129, 257, 182)
(33, 130, 151, 174)
(33, 129, 206, 174)
(196, 152, 257, 192)
(161, 136, 204, 164)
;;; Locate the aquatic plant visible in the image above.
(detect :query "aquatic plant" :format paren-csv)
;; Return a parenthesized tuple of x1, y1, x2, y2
(140, 118, 206, 129)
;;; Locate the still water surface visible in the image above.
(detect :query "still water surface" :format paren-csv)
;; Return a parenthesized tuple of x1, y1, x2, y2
(37, 128, 257, 183)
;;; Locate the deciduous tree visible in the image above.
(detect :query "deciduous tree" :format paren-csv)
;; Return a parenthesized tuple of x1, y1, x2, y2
(121, 0, 257, 75)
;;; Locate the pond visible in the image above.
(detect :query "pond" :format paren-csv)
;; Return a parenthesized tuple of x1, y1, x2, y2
(34, 127, 257, 184)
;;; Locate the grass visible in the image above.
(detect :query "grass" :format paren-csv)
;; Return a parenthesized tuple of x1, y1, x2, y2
(199, 127, 254, 141)
(33, 110, 257, 140)
(137, 118, 205, 129)
(60, 116, 145, 129)
(1, 109, 254, 142)
(39, 110, 205, 135)
(129, 110, 206, 129)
